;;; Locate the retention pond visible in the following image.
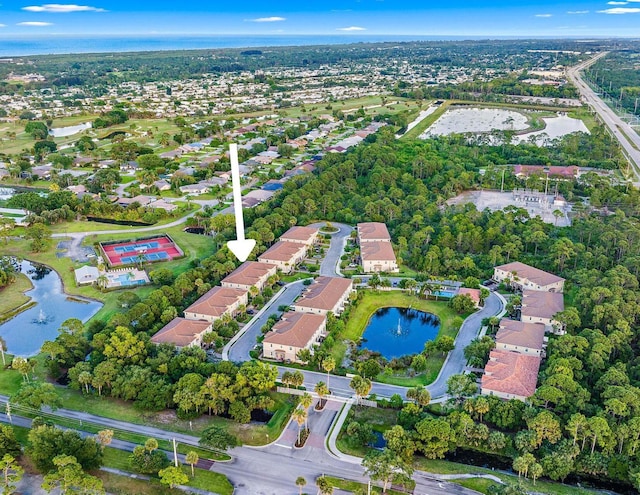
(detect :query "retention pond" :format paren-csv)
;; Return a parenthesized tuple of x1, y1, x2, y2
(359, 307, 440, 360)
(0, 260, 102, 357)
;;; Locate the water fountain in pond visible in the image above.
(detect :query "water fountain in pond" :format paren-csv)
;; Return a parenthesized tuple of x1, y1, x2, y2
(32, 309, 52, 325)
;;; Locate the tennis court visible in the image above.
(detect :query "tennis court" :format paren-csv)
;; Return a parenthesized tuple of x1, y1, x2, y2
(100, 235, 183, 267)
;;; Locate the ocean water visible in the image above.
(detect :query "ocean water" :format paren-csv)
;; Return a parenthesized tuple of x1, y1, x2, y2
(0, 34, 496, 57)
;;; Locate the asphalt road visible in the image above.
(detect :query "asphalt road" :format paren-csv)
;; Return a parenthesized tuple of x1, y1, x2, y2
(566, 52, 640, 183)
(0, 401, 478, 495)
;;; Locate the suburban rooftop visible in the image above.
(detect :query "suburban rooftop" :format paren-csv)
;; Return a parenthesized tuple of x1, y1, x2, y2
(496, 261, 565, 287)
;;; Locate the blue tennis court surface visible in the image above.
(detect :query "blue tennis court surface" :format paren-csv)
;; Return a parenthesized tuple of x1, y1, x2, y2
(119, 251, 169, 264)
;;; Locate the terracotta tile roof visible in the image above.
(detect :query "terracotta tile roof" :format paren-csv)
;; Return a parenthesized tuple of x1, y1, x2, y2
(151, 318, 211, 347)
(280, 226, 319, 243)
(263, 312, 326, 348)
(495, 261, 564, 287)
(361, 241, 397, 262)
(184, 286, 248, 318)
(496, 319, 546, 350)
(482, 350, 541, 398)
(521, 290, 564, 320)
(513, 165, 578, 178)
(259, 241, 307, 262)
(295, 276, 353, 311)
(458, 288, 481, 305)
(357, 222, 391, 242)
(221, 261, 276, 288)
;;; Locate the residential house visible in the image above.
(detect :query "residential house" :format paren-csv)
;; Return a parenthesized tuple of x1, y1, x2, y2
(117, 195, 156, 207)
(293, 276, 353, 316)
(520, 290, 565, 332)
(153, 179, 171, 191)
(73, 156, 94, 167)
(67, 184, 87, 195)
(258, 241, 308, 273)
(360, 242, 399, 273)
(30, 165, 52, 180)
(263, 312, 327, 363)
(147, 200, 178, 213)
(74, 266, 100, 286)
(495, 319, 546, 357)
(221, 261, 278, 292)
(183, 286, 249, 323)
(120, 161, 139, 172)
(179, 184, 210, 195)
(481, 350, 541, 401)
(493, 261, 565, 292)
(280, 226, 319, 247)
(243, 189, 275, 205)
(242, 197, 261, 208)
(150, 318, 212, 348)
(457, 288, 482, 308)
(357, 222, 392, 243)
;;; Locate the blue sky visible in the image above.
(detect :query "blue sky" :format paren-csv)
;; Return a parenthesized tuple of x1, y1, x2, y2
(0, 1, 638, 36)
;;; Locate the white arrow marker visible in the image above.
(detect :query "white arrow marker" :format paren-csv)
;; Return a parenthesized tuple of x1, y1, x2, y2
(226, 143, 256, 262)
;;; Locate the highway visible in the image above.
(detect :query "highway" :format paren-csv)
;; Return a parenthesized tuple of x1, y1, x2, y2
(566, 52, 640, 184)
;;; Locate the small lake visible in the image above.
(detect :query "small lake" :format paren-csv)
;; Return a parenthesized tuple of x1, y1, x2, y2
(49, 122, 92, 138)
(0, 260, 102, 357)
(420, 107, 529, 138)
(359, 307, 440, 360)
(515, 114, 590, 145)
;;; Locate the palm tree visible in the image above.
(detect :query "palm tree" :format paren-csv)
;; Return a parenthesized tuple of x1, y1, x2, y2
(314, 382, 329, 410)
(186, 451, 199, 477)
(322, 357, 335, 393)
(300, 393, 313, 429)
(96, 274, 108, 290)
(315, 476, 333, 495)
(295, 476, 307, 495)
(292, 407, 307, 446)
(136, 253, 146, 270)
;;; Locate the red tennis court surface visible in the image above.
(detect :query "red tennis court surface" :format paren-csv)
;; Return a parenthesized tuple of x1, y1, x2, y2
(100, 235, 183, 267)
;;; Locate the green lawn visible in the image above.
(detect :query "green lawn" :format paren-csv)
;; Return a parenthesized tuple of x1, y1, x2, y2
(101, 448, 233, 495)
(324, 475, 409, 495)
(0, 273, 33, 315)
(455, 478, 501, 494)
(48, 208, 197, 234)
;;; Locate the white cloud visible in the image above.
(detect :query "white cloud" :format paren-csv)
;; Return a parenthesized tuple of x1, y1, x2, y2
(535, 13, 553, 17)
(248, 16, 286, 22)
(598, 7, 640, 13)
(0, 24, 5, 27)
(17, 21, 53, 26)
(567, 10, 589, 14)
(337, 26, 366, 31)
(23, 4, 106, 12)
(607, 1, 627, 4)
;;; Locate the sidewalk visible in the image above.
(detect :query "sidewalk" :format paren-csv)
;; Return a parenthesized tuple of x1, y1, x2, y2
(325, 398, 362, 465)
